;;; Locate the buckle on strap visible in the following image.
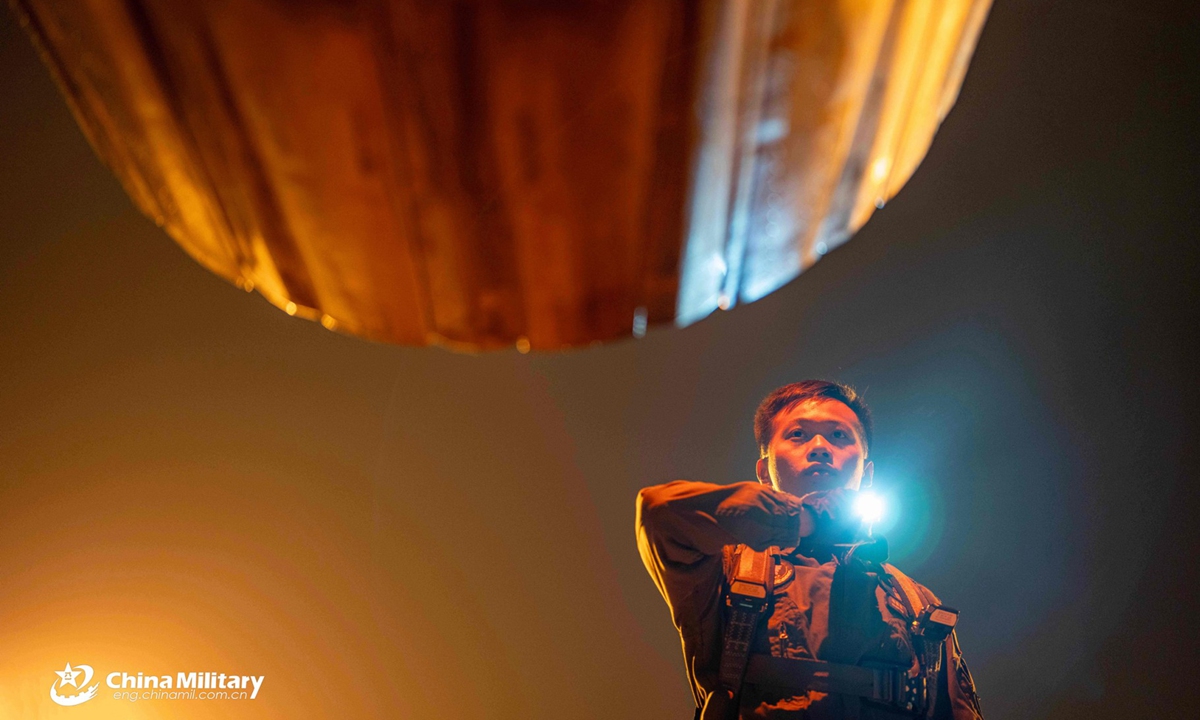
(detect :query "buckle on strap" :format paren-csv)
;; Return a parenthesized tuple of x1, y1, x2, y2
(728, 546, 774, 608)
(744, 655, 908, 704)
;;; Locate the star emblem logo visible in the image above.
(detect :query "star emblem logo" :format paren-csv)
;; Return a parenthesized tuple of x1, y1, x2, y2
(55, 662, 82, 688)
(50, 662, 99, 706)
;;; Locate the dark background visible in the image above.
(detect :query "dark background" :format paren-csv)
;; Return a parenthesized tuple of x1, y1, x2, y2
(1, 1, 1197, 718)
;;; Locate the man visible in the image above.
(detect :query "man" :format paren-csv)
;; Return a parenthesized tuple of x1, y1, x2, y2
(636, 380, 983, 719)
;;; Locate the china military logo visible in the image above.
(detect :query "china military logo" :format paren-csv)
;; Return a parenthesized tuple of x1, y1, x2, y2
(50, 662, 99, 706)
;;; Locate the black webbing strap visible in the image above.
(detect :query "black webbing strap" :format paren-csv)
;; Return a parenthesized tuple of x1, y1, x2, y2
(717, 547, 775, 692)
(744, 655, 907, 705)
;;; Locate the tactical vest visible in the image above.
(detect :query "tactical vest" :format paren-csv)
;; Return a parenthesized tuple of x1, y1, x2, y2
(700, 539, 959, 720)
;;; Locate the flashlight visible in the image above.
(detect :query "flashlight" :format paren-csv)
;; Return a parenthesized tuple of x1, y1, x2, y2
(854, 491, 885, 536)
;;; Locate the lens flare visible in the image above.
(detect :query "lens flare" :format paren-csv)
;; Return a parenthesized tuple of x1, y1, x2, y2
(854, 491, 885, 526)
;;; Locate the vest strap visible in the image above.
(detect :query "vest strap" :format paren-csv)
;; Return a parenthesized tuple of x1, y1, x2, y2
(717, 547, 775, 691)
(883, 563, 927, 618)
(743, 655, 911, 706)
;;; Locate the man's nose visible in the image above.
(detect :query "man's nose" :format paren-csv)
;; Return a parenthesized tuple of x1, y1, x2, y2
(806, 437, 832, 462)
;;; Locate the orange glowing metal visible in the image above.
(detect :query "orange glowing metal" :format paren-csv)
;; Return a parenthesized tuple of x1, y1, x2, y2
(14, 0, 991, 350)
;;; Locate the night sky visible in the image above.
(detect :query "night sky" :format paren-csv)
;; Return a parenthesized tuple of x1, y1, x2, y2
(1, 1, 1197, 719)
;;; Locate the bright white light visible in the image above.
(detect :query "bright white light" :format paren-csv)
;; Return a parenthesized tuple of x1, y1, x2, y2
(854, 491, 885, 526)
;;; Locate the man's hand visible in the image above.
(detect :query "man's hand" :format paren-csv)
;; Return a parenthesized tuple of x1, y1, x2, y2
(797, 488, 863, 545)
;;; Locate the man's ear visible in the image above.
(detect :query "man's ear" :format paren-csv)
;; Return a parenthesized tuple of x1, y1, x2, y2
(862, 460, 875, 488)
(755, 456, 772, 486)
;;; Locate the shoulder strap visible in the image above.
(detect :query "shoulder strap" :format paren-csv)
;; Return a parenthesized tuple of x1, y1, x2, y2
(882, 563, 926, 619)
(711, 546, 775, 713)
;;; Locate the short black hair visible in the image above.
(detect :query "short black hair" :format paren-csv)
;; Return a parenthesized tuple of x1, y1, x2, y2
(753, 380, 873, 458)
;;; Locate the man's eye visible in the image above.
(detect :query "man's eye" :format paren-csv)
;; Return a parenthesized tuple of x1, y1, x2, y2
(833, 430, 845, 438)
(789, 430, 805, 440)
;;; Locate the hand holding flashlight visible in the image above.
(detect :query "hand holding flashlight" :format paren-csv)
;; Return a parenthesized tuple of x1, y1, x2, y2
(798, 488, 886, 543)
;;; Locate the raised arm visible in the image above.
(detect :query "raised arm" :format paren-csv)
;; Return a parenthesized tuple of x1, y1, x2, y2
(635, 480, 805, 630)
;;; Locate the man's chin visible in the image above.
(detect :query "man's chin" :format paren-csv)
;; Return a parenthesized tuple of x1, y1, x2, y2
(775, 477, 846, 498)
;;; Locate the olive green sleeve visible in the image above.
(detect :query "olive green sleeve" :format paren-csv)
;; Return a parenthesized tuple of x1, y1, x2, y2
(635, 480, 803, 631)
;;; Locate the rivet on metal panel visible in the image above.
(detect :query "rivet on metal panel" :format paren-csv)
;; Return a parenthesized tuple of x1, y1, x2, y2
(632, 307, 648, 338)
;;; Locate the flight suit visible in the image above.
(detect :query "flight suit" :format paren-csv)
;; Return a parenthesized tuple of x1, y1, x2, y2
(636, 480, 983, 719)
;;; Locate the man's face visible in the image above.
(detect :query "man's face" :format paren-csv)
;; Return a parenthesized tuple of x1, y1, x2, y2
(755, 398, 873, 497)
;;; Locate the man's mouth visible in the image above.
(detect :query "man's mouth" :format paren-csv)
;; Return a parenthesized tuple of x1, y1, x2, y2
(802, 465, 836, 477)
